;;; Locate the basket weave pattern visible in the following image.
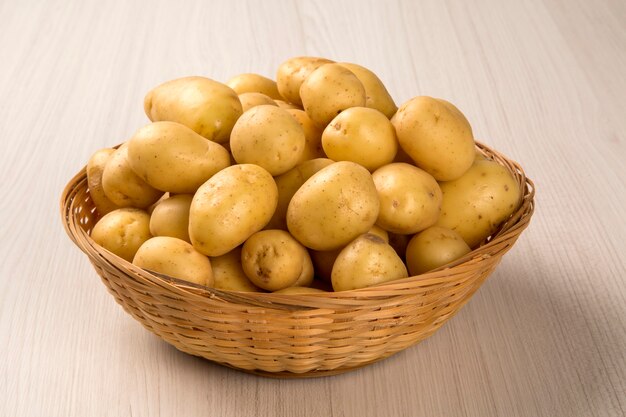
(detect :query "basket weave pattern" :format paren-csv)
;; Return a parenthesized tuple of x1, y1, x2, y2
(61, 143, 534, 377)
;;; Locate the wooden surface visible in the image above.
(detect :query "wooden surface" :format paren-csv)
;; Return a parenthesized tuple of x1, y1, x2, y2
(1, 0, 624, 416)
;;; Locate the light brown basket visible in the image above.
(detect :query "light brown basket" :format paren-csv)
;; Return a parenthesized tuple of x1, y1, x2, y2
(61, 142, 534, 378)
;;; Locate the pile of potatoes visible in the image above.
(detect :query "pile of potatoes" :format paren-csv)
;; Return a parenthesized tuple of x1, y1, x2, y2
(87, 56, 521, 293)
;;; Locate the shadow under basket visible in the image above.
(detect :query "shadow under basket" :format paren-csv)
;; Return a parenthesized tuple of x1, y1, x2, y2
(60, 142, 535, 378)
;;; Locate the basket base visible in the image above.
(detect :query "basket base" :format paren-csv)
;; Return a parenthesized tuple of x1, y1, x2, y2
(220, 358, 384, 379)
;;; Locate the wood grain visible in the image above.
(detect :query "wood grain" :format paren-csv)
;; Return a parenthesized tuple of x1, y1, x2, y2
(0, 0, 624, 416)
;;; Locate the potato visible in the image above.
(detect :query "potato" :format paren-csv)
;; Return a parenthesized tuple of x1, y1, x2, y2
(133, 236, 213, 287)
(238, 92, 278, 112)
(435, 159, 521, 248)
(241, 230, 312, 291)
(273, 287, 326, 294)
(226, 73, 281, 99)
(287, 161, 380, 251)
(368, 225, 389, 243)
(391, 96, 475, 181)
(91, 208, 151, 262)
(210, 247, 261, 292)
(149, 194, 193, 242)
(300, 63, 366, 127)
(372, 163, 442, 234)
(87, 148, 120, 215)
(405, 226, 471, 275)
(189, 164, 278, 256)
(286, 109, 325, 163)
(101, 145, 163, 208)
(331, 234, 408, 291)
(338, 62, 397, 118)
(144, 76, 242, 143)
(276, 56, 334, 106)
(292, 249, 314, 287)
(230, 105, 305, 176)
(127, 121, 230, 193)
(274, 100, 301, 110)
(322, 107, 397, 171)
(388, 232, 411, 260)
(265, 158, 334, 230)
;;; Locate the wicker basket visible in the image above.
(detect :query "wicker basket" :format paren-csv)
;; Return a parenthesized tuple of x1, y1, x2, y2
(61, 142, 534, 378)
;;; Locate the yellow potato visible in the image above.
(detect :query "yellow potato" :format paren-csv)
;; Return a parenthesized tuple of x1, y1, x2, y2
(238, 92, 278, 112)
(435, 159, 521, 248)
(226, 73, 281, 99)
(338, 62, 397, 118)
(265, 158, 334, 230)
(292, 249, 314, 287)
(230, 105, 305, 176)
(405, 226, 471, 275)
(101, 145, 163, 209)
(276, 56, 334, 106)
(286, 109, 325, 163)
(391, 96, 475, 181)
(133, 236, 213, 287)
(87, 148, 120, 215)
(368, 225, 389, 243)
(322, 107, 397, 171)
(189, 164, 278, 256)
(210, 247, 261, 292)
(149, 194, 193, 242)
(287, 161, 380, 250)
(144, 76, 242, 143)
(273, 287, 326, 294)
(372, 163, 442, 234)
(300, 63, 366, 127)
(127, 121, 230, 193)
(241, 230, 312, 291)
(91, 208, 152, 262)
(331, 234, 408, 291)
(274, 100, 302, 110)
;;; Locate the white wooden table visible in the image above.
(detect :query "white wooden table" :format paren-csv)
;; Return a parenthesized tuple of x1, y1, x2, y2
(1, 1, 624, 416)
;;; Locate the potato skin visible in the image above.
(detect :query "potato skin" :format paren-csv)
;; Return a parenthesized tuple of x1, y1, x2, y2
(435, 159, 521, 248)
(101, 145, 163, 209)
(286, 109, 325, 163)
(189, 164, 278, 256)
(87, 148, 120, 215)
(226, 73, 282, 99)
(149, 194, 193, 242)
(91, 208, 152, 262)
(391, 96, 475, 181)
(274, 100, 301, 110)
(209, 247, 260, 292)
(144, 76, 242, 143)
(372, 163, 442, 234)
(287, 161, 380, 251)
(331, 234, 408, 291)
(338, 62, 397, 118)
(230, 105, 305, 176)
(238, 92, 278, 112)
(133, 236, 213, 287)
(127, 121, 231, 193)
(405, 226, 471, 275)
(276, 56, 334, 106)
(300, 64, 366, 127)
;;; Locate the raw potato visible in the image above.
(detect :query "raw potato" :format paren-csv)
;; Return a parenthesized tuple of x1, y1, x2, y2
(127, 121, 230, 193)
(133, 236, 213, 287)
(300, 63, 366, 127)
(276, 56, 334, 106)
(101, 145, 163, 209)
(338, 62, 397, 118)
(331, 234, 408, 291)
(292, 250, 314, 287)
(435, 159, 521, 248)
(392, 96, 475, 181)
(372, 163, 442, 234)
(241, 230, 312, 291)
(274, 287, 326, 294)
(287, 161, 380, 251)
(189, 164, 278, 256)
(322, 107, 397, 171)
(87, 148, 120, 215)
(226, 73, 281, 99)
(286, 109, 325, 163)
(149, 194, 193, 242)
(265, 158, 334, 230)
(238, 92, 278, 112)
(275, 100, 301, 110)
(405, 226, 471, 275)
(368, 225, 389, 243)
(210, 247, 260, 292)
(91, 208, 151, 262)
(230, 105, 305, 176)
(144, 76, 242, 143)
